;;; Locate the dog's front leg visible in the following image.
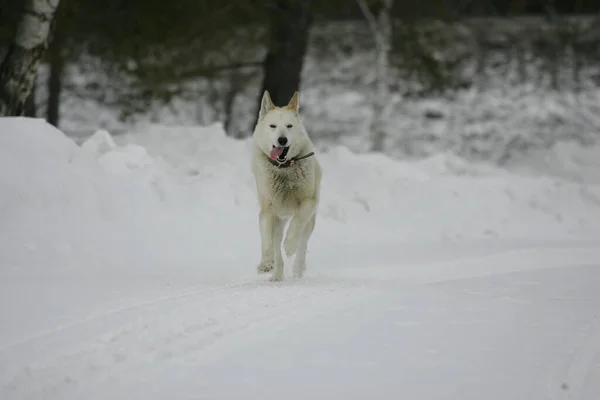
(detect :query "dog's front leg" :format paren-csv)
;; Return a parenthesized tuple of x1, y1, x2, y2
(257, 209, 275, 274)
(284, 198, 317, 257)
(292, 214, 316, 278)
(270, 217, 285, 282)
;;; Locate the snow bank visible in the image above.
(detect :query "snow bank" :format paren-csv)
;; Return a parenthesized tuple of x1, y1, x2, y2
(1, 119, 147, 269)
(0, 118, 241, 274)
(2, 117, 600, 274)
(117, 121, 600, 242)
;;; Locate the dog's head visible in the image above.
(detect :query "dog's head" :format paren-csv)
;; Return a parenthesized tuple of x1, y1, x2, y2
(253, 90, 310, 164)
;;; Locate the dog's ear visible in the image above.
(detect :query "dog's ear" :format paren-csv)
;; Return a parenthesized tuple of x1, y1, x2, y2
(286, 91, 299, 113)
(259, 90, 275, 120)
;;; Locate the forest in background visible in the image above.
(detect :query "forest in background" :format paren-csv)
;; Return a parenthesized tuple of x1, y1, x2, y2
(1, 0, 599, 158)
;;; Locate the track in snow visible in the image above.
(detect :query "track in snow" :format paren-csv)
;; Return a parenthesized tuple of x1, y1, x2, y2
(0, 277, 367, 399)
(1, 242, 600, 400)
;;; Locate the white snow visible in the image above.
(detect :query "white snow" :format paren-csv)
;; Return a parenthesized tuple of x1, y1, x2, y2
(1, 117, 600, 399)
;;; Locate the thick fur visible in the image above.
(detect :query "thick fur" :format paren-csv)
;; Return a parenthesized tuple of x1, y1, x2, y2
(251, 90, 322, 282)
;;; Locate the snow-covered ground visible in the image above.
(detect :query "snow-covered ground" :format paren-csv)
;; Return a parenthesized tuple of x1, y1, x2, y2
(1, 117, 600, 399)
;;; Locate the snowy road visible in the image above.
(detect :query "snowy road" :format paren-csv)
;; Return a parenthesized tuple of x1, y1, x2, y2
(2, 119, 600, 399)
(2, 241, 600, 400)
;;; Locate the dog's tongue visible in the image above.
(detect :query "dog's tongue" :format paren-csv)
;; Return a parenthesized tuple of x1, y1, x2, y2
(269, 147, 285, 160)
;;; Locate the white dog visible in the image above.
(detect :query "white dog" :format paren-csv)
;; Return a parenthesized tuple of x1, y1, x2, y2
(251, 90, 322, 282)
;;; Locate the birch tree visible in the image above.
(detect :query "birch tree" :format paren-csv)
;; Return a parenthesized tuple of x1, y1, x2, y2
(0, 0, 61, 116)
(356, 0, 393, 152)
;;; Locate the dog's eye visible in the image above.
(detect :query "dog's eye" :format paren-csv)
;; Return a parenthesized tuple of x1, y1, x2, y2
(269, 124, 276, 129)
(286, 124, 293, 128)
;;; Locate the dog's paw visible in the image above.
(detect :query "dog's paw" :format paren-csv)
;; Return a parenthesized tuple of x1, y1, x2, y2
(257, 260, 274, 273)
(283, 234, 298, 258)
(269, 272, 284, 282)
(293, 263, 306, 279)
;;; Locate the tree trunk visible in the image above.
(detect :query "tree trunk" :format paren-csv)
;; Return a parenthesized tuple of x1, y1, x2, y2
(253, 0, 312, 130)
(224, 70, 249, 138)
(46, 20, 64, 127)
(356, 0, 393, 152)
(223, 84, 236, 135)
(0, 0, 61, 116)
(371, 0, 392, 153)
(515, 40, 527, 84)
(544, 0, 561, 90)
(24, 75, 37, 117)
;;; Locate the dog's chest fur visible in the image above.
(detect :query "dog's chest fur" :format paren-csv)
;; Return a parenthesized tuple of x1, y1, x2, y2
(254, 154, 316, 217)
(268, 164, 310, 197)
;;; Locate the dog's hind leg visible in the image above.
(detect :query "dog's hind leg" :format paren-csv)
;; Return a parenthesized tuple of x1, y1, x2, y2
(284, 198, 317, 258)
(270, 216, 285, 282)
(257, 209, 275, 274)
(293, 214, 316, 279)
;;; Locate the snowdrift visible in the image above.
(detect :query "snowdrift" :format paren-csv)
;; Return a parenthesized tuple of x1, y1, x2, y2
(1, 117, 600, 274)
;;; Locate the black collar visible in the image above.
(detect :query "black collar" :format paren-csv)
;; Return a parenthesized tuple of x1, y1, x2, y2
(267, 151, 315, 169)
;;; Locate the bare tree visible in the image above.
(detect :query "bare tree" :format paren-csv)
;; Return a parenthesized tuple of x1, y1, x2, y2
(0, 0, 61, 116)
(356, 0, 393, 152)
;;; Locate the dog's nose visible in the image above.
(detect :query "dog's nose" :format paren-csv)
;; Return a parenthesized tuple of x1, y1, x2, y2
(277, 136, 288, 146)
